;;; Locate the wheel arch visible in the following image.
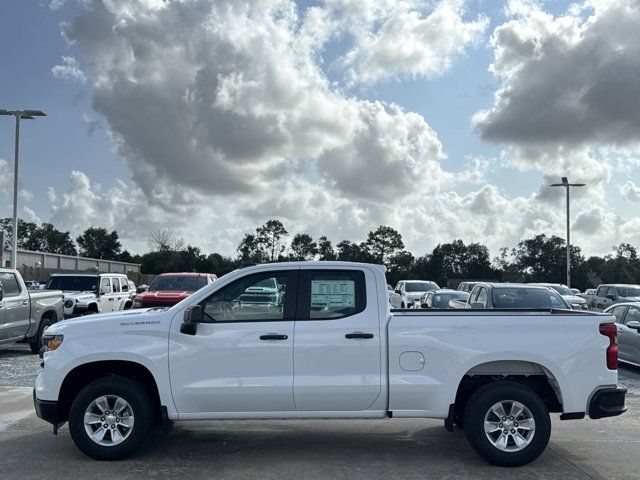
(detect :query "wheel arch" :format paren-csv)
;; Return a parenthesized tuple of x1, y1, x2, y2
(451, 360, 563, 425)
(58, 360, 162, 423)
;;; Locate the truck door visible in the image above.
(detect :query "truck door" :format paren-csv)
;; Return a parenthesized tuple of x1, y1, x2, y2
(0, 272, 31, 340)
(169, 269, 299, 413)
(293, 268, 382, 411)
(97, 277, 114, 312)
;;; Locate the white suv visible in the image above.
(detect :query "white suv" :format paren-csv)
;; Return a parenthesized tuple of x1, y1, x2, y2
(46, 273, 133, 317)
(393, 280, 440, 308)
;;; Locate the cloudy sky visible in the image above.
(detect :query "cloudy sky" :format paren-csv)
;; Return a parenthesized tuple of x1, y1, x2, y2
(1, 0, 640, 258)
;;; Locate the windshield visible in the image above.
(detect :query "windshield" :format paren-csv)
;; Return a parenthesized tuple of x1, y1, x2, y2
(47, 276, 98, 292)
(549, 285, 573, 296)
(149, 276, 207, 292)
(492, 287, 568, 309)
(249, 278, 278, 290)
(406, 282, 439, 292)
(617, 287, 640, 297)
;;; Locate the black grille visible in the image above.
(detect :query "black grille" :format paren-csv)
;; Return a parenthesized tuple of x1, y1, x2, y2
(139, 301, 176, 308)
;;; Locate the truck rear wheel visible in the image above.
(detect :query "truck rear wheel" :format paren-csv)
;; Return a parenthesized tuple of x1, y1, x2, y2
(69, 377, 155, 460)
(463, 381, 551, 467)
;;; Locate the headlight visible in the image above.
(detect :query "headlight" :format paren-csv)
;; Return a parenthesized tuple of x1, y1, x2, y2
(42, 334, 63, 352)
(64, 300, 74, 309)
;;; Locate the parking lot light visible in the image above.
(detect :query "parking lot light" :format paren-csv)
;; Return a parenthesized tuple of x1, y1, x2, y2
(550, 177, 586, 288)
(0, 108, 47, 268)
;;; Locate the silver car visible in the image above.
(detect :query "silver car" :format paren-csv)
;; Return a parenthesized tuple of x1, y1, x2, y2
(605, 302, 640, 366)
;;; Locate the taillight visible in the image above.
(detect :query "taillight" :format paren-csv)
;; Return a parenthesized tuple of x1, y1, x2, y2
(599, 323, 618, 370)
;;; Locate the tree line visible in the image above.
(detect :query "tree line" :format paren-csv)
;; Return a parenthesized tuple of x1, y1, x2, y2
(3, 218, 640, 290)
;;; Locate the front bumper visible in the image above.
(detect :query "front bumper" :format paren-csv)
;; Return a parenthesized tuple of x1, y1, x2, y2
(33, 388, 64, 425)
(589, 386, 627, 419)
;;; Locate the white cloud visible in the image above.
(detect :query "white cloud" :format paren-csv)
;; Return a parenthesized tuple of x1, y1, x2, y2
(51, 56, 87, 83)
(44, 0, 640, 260)
(49, 0, 66, 11)
(474, 0, 640, 148)
(621, 180, 640, 203)
(336, 0, 489, 84)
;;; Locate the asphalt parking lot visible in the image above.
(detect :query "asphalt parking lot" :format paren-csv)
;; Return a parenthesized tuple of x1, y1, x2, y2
(1, 343, 640, 480)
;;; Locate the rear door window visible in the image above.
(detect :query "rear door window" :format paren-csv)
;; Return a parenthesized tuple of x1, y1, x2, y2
(611, 306, 628, 324)
(298, 270, 366, 320)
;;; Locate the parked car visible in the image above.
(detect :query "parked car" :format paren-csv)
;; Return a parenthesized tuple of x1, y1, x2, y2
(580, 288, 597, 307)
(571, 288, 581, 295)
(592, 284, 640, 310)
(420, 289, 470, 308)
(457, 281, 480, 293)
(393, 280, 440, 308)
(25, 280, 46, 290)
(47, 273, 134, 317)
(451, 283, 570, 309)
(604, 302, 640, 367)
(131, 272, 217, 309)
(35, 261, 626, 466)
(531, 283, 588, 310)
(0, 268, 64, 353)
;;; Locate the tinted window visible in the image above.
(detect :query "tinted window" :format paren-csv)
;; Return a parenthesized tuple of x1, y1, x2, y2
(626, 307, 640, 324)
(120, 278, 129, 292)
(405, 282, 439, 292)
(201, 271, 291, 322)
(607, 286, 617, 296)
(549, 285, 573, 296)
(475, 288, 488, 307)
(300, 270, 365, 320)
(0, 272, 21, 296)
(150, 276, 207, 292)
(100, 277, 111, 294)
(492, 288, 568, 309)
(611, 306, 628, 324)
(596, 286, 608, 296)
(433, 292, 469, 308)
(47, 276, 98, 292)
(617, 287, 640, 297)
(112, 278, 121, 293)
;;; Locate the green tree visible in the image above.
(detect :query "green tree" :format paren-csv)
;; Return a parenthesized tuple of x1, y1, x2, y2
(256, 219, 288, 262)
(336, 240, 375, 263)
(365, 226, 404, 264)
(0, 218, 38, 249)
(289, 233, 318, 261)
(37, 223, 77, 255)
(237, 233, 267, 264)
(511, 234, 585, 284)
(317, 236, 336, 260)
(77, 227, 122, 260)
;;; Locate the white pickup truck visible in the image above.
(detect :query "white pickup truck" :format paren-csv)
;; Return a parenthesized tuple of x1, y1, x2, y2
(34, 262, 626, 467)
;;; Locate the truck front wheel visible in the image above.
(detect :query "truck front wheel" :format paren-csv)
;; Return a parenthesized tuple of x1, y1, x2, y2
(29, 317, 54, 354)
(68, 377, 155, 460)
(463, 381, 551, 467)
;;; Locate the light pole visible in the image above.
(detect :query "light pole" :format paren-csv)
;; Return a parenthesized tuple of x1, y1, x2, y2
(550, 177, 585, 288)
(0, 109, 46, 268)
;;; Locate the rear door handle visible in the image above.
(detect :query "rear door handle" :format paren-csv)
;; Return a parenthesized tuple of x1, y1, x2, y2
(259, 334, 288, 340)
(345, 332, 374, 339)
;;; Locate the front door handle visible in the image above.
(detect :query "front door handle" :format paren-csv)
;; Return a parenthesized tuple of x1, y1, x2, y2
(21, 300, 29, 306)
(259, 334, 288, 340)
(345, 332, 374, 339)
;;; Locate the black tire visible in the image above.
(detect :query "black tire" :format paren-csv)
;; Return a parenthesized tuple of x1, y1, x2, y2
(463, 381, 551, 467)
(69, 377, 155, 460)
(29, 317, 54, 354)
(401, 302, 405, 309)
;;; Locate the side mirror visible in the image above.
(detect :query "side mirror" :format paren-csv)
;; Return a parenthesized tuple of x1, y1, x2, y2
(394, 289, 401, 295)
(626, 320, 640, 331)
(180, 305, 203, 335)
(136, 286, 148, 294)
(471, 302, 485, 309)
(606, 294, 615, 301)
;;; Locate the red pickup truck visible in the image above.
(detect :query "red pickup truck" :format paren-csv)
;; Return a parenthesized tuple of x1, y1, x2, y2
(131, 272, 217, 309)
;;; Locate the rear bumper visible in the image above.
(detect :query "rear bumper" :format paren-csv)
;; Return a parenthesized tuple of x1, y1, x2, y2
(33, 388, 64, 425)
(589, 386, 627, 419)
